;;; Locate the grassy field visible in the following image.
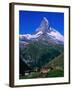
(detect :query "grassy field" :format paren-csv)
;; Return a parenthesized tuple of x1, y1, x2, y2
(45, 69, 64, 77)
(20, 69, 64, 79)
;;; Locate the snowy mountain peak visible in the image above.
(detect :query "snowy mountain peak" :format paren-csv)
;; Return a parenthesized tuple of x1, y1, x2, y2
(39, 17, 49, 30)
(20, 17, 64, 44)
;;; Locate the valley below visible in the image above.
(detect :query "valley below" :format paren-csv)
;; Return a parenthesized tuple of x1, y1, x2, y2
(19, 41, 64, 79)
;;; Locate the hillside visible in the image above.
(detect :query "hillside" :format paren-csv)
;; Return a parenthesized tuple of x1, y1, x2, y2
(20, 41, 64, 68)
(47, 53, 64, 69)
(19, 41, 64, 78)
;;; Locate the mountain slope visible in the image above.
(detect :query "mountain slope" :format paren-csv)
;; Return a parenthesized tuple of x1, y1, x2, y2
(20, 41, 64, 69)
(46, 53, 64, 69)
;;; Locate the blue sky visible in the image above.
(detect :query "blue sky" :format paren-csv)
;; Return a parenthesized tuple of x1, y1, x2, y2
(19, 10, 64, 35)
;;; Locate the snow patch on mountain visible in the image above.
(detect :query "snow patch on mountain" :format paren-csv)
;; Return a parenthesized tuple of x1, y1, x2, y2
(20, 31, 43, 40)
(47, 30, 64, 42)
(20, 34, 32, 40)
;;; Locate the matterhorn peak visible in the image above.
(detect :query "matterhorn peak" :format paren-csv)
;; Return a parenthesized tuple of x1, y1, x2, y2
(20, 17, 64, 44)
(43, 17, 49, 24)
(39, 17, 50, 32)
(40, 17, 49, 27)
